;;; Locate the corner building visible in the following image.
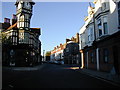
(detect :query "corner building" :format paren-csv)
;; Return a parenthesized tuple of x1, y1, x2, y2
(2, 0, 41, 66)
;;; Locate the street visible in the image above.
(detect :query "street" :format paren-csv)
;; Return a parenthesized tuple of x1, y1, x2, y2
(2, 63, 120, 89)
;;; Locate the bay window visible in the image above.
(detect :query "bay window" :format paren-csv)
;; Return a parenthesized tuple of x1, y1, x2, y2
(97, 19, 102, 37)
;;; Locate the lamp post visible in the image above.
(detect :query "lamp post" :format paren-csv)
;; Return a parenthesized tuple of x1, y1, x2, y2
(43, 50, 45, 61)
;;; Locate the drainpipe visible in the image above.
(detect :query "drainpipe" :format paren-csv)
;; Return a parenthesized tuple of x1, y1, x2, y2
(86, 52, 89, 69)
(93, 14, 96, 41)
(96, 48, 100, 71)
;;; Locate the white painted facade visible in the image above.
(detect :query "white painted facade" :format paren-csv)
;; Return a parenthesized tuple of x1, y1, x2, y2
(79, 0, 120, 69)
(51, 48, 64, 61)
(94, 0, 120, 40)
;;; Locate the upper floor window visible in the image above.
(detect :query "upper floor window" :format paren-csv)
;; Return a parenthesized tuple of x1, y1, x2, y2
(103, 16, 108, 34)
(66, 48, 69, 52)
(97, 19, 102, 37)
(97, 16, 108, 38)
(19, 32, 24, 43)
(103, 22, 108, 34)
(88, 27, 93, 42)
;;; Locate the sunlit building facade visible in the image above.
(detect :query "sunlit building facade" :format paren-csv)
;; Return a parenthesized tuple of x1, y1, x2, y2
(79, 0, 120, 75)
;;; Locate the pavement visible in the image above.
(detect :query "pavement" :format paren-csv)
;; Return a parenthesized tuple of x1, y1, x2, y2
(74, 68, 120, 87)
(2, 63, 45, 71)
(59, 64, 120, 86)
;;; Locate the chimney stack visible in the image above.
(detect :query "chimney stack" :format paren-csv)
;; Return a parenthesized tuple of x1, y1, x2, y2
(4, 18, 10, 30)
(12, 14, 17, 19)
(12, 14, 17, 25)
(4, 18, 10, 23)
(66, 39, 71, 43)
(60, 43, 62, 47)
(54, 47, 56, 50)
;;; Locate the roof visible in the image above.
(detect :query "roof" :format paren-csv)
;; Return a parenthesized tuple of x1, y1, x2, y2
(30, 28, 41, 35)
(7, 22, 17, 30)
(15, 0, 35, 5)
(67, 41, 75, 44)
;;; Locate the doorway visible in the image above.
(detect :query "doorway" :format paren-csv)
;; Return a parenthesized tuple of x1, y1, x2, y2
(113, 46, 119, 75)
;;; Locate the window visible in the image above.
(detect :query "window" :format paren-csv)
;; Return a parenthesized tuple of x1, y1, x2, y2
(88, 28, 93, 42)
(90, 51, 94, 63)
(15, 37, 17, 44)
(66, 48, 69, 52)
(103, 48, 109, 63)
(13, 37, 15, 43)
(103, 22, 108, 34)
(22, 22, 24, 27)
(20, 22, 22, 27)
(88, 29, 91, 42)
(103, 16, 108, 34)
(97, 19, 102, 36)
(19, 32, 24, 43)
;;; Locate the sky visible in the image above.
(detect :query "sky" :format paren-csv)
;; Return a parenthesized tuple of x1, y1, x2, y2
(1, 1, 92, 55)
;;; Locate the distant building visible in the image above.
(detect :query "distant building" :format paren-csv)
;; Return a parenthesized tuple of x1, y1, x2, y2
(64, 33, 81, 65)
(50, 33, 81, 65)
(2, 0, 41, 66)
(63, 41, 80, 65)
(79, 0, 120, 75)
(45, 51, 51, 61)
(50, 43, 66, 62)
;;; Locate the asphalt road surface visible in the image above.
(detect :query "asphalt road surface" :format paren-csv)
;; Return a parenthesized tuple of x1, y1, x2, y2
(2, 63, 120, 89)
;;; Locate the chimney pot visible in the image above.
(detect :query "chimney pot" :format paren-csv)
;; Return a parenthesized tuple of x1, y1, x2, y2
(4, 18, 10, 23)
(12, 14, 17, 20)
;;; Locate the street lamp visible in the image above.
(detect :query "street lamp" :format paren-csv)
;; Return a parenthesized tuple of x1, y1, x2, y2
(43, 50, 45, 61)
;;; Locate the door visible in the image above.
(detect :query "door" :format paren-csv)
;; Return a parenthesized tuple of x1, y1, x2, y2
(113, 46, 119, 75)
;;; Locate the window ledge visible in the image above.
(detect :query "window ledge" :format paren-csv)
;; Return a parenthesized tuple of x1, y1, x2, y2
(97, 34, 109, 40)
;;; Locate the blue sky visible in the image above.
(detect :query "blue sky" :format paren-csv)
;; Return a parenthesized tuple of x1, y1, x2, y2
(1, 2, 90, 55)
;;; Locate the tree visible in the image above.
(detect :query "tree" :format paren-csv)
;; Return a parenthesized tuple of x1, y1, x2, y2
(45, 51, 51, 56)
(2, 32, 12, 45)
(45, 51, 51, 61)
